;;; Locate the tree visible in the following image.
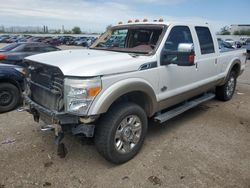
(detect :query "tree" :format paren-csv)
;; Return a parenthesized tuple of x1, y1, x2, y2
(233, 31, 240, 35)
(219, 26, 230, 35)
(72, 26, 81, 34)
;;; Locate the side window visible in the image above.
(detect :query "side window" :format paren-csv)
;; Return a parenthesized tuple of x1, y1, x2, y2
(164, 26, 193, 51)
(195, 27, 215, 54)
(41, 46, 58, 52)
(23, 45, 35, 52)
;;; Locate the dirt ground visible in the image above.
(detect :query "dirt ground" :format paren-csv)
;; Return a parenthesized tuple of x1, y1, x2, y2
(0, 43, 250, 188)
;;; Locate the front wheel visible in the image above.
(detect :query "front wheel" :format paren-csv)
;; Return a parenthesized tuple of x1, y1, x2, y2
(0, 83, 20, 113)
(216, 71, 237, 101)
(95, 103, 148, 164)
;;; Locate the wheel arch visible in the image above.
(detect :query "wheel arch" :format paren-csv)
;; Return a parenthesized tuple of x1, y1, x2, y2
(220, 59, 241, 86)
(0, 77, 22, 92)
(88, 79, 157, 117)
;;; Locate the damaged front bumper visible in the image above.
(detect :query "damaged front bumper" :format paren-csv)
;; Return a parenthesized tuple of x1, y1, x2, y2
(23, 95, 96, 138)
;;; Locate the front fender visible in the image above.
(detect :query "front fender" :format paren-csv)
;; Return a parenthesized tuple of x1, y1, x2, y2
(88, 78, 157, 116)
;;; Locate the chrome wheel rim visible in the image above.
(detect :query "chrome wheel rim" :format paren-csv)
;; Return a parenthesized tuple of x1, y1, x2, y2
(114, 115, 142, 154)
(226, 76, 235, 97)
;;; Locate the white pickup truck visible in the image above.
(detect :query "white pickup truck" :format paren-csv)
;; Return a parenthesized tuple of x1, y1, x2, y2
(23, 20, 246, 164)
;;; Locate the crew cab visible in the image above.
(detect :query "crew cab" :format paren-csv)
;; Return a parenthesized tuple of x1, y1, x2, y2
(23, 20, 246, 164)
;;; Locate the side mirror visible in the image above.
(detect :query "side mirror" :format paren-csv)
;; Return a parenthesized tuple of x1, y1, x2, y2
(161, 43, 195, 66)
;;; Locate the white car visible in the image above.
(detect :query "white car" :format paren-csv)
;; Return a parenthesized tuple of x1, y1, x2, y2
(225, 38, 235, 47)
(23, 20, 247, 164)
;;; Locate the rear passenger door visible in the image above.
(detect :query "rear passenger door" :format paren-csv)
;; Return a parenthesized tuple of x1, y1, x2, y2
(194, 26, 218, 81)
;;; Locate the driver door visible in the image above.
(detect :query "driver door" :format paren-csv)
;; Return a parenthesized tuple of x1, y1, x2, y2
(157, 25, 200, 109)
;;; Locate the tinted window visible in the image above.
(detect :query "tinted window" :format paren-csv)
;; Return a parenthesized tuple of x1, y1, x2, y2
(162, 26, 194, 65)
(42, 46, 59, 52)
(164, 26, 193, 51)
(195, 27, 215, 54)
(22, 45, 36, 52)
(16, 44, 43, 52)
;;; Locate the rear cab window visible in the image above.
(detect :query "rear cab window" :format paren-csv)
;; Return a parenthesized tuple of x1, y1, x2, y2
(195, 27, 215, 55)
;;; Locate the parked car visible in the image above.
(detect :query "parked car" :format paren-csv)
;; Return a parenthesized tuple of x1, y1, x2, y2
(65, 37, 77, 45)
(24, 21, 246, 164)
(5, 35, 18, 43)
(245, 38, 250, 45)
(58, 36, 74, 45)
(234, 41, 242, 48)
(0, 64, 26, 113)
(44, 37, 61, 46)
(74, 37, 88, 46)
(0, 42, 60, 67)
(86, 37, 97, 47)
(218, 39, 234, 51)
(0, 35, 10, 43)
(15, 35, 32, 43)
(225, 39, 235, 46)
(246, 43, 250, 59)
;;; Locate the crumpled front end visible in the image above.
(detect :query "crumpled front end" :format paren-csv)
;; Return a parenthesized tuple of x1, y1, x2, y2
(23, 60, 95, 139)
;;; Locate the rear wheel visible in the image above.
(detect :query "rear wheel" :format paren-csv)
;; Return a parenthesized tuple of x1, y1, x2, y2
(0, 83, 20, 113)
(216, 71, 237, 101)
(95, 103, 148, 164)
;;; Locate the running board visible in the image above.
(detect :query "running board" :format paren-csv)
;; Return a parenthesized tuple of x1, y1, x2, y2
(154, 93, 215, 123)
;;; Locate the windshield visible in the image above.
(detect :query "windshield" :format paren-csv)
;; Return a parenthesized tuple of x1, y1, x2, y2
(0, 43, 22, 51)
(91, 25, 165, 54)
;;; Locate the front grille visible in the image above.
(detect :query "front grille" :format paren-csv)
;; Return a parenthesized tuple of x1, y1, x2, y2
(26, 60, 64, 112)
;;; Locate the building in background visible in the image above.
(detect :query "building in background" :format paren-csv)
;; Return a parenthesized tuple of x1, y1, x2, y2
(230, 24, 250, 34)
(0, 26, 49, 33)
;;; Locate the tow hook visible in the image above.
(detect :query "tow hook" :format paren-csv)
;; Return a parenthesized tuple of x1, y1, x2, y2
(40, 125, 54, 132)
(16, 107, 30, 112)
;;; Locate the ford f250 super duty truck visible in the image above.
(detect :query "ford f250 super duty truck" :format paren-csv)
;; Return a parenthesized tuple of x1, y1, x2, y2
(23, 20, 246, 164)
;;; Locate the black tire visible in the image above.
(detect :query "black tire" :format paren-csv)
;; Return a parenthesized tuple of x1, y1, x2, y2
(216, 71, 237, 101)
(0, 82, 20, 113)
(95, 102, 148, 164)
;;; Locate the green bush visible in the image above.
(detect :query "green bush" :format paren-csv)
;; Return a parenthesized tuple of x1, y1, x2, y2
(233, 29, 250, 35)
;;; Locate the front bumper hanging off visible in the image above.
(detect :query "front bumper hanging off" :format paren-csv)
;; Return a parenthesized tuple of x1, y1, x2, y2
(23, 96, 95, 138)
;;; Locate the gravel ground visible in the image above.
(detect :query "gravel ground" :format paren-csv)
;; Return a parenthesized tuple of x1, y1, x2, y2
(0, 43, 250, 188)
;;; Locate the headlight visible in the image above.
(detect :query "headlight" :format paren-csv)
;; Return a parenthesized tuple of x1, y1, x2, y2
(64, 77, 101, 115)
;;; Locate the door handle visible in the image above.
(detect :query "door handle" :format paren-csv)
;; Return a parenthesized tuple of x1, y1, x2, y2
(195, 62, 198, 69)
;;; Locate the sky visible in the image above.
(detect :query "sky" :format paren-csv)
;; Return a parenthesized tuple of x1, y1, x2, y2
(0, 0, 249, 32)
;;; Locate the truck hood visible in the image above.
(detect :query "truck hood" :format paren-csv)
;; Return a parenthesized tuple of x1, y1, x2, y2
(25, 49, 155, 77)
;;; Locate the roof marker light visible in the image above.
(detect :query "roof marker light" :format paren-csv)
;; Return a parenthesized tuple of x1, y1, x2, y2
(143, 18, 148, 22)
(128, 20, 133, 23)
(135, 19, 140, 22)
